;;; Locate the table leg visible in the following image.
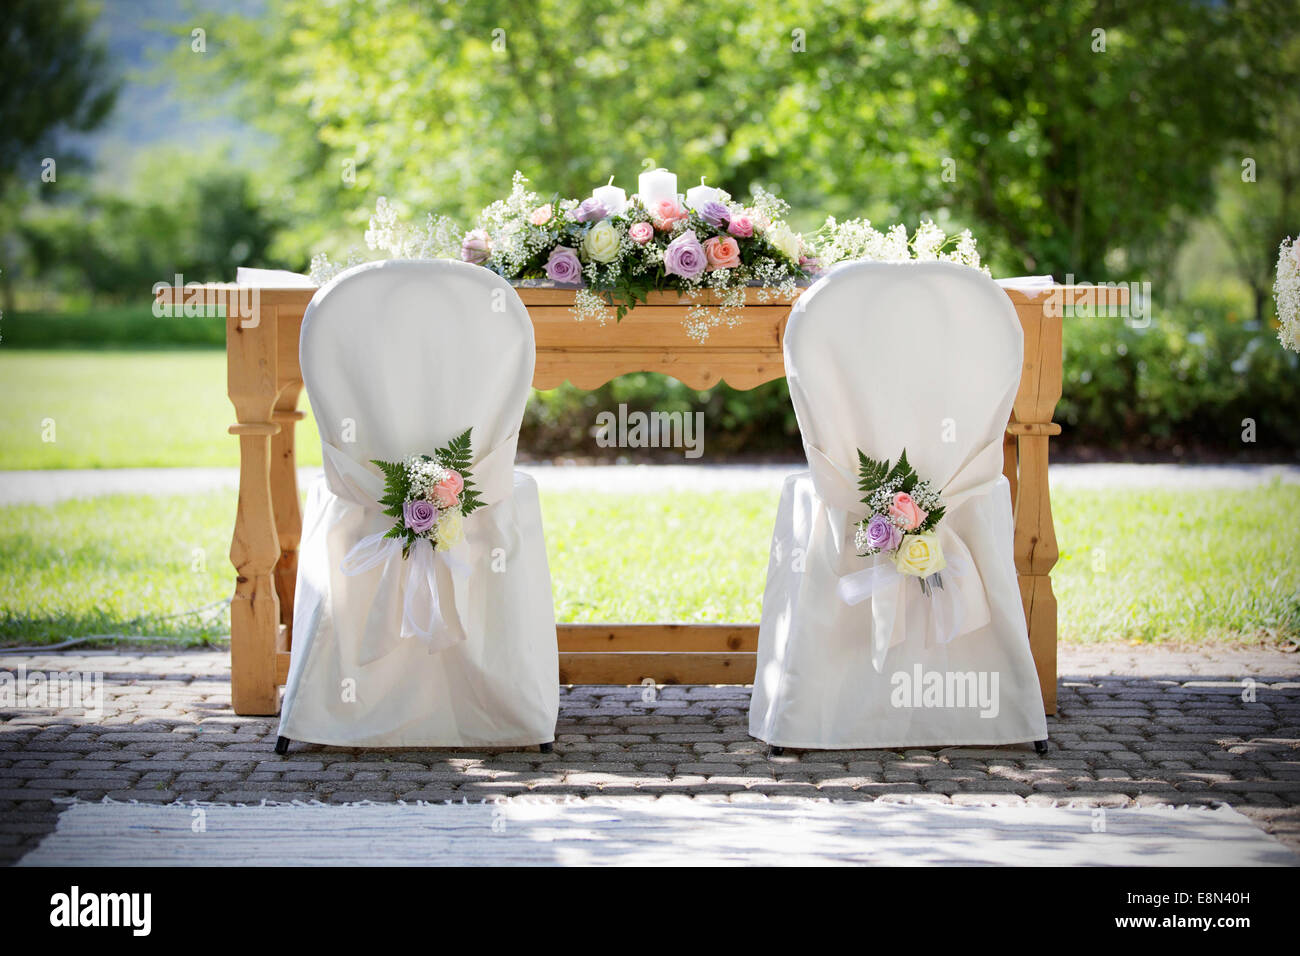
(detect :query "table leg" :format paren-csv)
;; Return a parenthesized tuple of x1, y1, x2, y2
(271, 384, 305, 643)
(227, 302, 283, 715)
(1013, 428, 1060, 715)
(1010, 303, 1064, 716)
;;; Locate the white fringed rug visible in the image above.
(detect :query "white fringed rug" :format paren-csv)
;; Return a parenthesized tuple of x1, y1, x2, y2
(19, 799, 1296, 867)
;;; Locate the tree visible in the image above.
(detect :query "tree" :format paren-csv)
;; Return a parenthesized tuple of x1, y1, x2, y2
(903, 0, 1264, 280)
(1208, 1, 1300, 321)
(182, 0, 1271, 282)
(0, 0, 118, 310)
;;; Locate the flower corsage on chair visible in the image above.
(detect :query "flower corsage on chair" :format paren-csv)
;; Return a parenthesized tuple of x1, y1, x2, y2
(852, 450, 947, 595)
(373, 428, 484, 559)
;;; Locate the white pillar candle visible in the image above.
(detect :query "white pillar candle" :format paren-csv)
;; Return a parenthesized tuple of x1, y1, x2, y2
(592, 178, 627, 217)
(685, 177, 722, 212)
(638, 168, 677, 206)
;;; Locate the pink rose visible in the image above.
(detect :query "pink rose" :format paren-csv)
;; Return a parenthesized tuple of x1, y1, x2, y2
(703, 235, 741, 270)
(628, 221, 655, 244)
(460, 229, 490, 265)
(888, 492, 927, 531)
(530, 204, 553, 226)
(727, 215, 753, 239)
(432, 472, 463, 509)
(651, 198, 688, 232)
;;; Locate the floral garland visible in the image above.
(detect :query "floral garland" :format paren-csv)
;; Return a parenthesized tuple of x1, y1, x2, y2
(372, 429, 482, 559)
(312, 171, 988, 341)
(853, 449, 948, 594)
(1273, 236, 1300, 353)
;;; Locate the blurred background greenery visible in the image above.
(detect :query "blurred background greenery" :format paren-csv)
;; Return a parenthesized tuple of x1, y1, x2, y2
(2, 0, 1299, 460)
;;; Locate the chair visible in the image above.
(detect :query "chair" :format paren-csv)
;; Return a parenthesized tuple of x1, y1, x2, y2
(277, 259, 558, 750)
(750, 261, 1048, 751)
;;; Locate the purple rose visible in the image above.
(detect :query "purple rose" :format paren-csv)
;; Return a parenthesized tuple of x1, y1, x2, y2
(460, 229, 490, 265)
(544, 246, 584, 284)
(699, 200, 730, 230)
(864, 514, 902, 552)
(568, 197, 608, 223)
(403, 499, 438, 534)
(664, 230, 707, 280)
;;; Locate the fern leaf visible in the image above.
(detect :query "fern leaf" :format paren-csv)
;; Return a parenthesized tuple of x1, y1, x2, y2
(856, 450, 889, 496)
(922, 505, 945, 532)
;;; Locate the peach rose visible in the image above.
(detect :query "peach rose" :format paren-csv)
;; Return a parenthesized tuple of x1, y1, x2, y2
(530, 204, 553, 226)
(703, 235, 741, 270)
(888, 492, 927, 531)
(432, 471, 463, 508)
(651, 198, 688, 231)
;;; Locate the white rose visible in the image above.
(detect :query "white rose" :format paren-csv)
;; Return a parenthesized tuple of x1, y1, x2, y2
(435, 508, 465, 551)
(582, 220, 622, 263)
(892, 532, 946, 577)
(767, 222, 802, 262)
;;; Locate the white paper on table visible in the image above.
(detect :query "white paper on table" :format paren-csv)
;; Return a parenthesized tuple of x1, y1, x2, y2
(235, 267, 316, 288)
(995, 274, 1055, 291)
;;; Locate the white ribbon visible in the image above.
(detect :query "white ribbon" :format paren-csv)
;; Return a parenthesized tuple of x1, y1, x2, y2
(807, 438, 1002, 672)
(321, 431, 520, 666)
(339, 532, 473, 656)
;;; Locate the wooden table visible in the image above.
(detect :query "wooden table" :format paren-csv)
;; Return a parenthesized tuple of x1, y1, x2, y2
(158, 280, 1121, 717)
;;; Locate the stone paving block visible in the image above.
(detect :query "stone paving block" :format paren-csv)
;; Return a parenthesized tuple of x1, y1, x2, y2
(1, 647, 1298, 864)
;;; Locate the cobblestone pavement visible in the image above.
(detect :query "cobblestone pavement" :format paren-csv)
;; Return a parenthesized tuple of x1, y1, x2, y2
(1, 645, 1297, 865)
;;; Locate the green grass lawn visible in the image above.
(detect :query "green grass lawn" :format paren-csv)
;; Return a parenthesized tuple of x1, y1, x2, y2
(1, 486, 1297, 647)
(0, 350, 323, 469)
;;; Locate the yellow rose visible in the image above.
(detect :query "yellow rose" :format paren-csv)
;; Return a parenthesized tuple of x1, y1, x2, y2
(766, 222, 802, 262)
(892, 532, 946, 577)
(582, 221, 622, 263)
(435, 508, 465, 551)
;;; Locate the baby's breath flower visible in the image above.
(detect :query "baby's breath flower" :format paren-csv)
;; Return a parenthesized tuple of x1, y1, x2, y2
(1273, 237, 1300, 353)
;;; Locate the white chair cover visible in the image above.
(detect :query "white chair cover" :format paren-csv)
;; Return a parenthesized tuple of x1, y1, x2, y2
(750, 261, 1048, 749)
(279, 259, 558, 747)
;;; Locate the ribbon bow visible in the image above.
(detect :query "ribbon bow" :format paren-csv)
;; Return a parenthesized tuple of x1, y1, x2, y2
(806, 438, 1004, 672)
(322, 432, 518, 666)
(338, 530, 473, 656)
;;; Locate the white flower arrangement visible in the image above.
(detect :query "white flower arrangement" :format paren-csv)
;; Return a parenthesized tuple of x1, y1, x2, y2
(1272, 236, 1300, 353)
(811, 216, 988, 274)
(311, 172, 991, 341)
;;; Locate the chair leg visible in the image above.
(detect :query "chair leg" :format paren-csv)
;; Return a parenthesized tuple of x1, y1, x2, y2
(1033, 738, 1049, 755)
(274, 736, 290, 756)
(769, 745, 785, 757)
(539, 742, 553, 754)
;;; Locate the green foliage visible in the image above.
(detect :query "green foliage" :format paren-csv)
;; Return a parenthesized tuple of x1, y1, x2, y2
(523, 375, 800, 460)
(433, 428, 484, 515)
(1, 0, 118, 307)
(0, 306, 226, 349)
(0, 0, 116, 171)
(19, 151, 286, 302)
(883, 450, 915, 494)
(171, 0, 1288, 286)
(904, 1, 1266, 280)
(856, 451, 888, 494)
(1058, 296, 1300, 453)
